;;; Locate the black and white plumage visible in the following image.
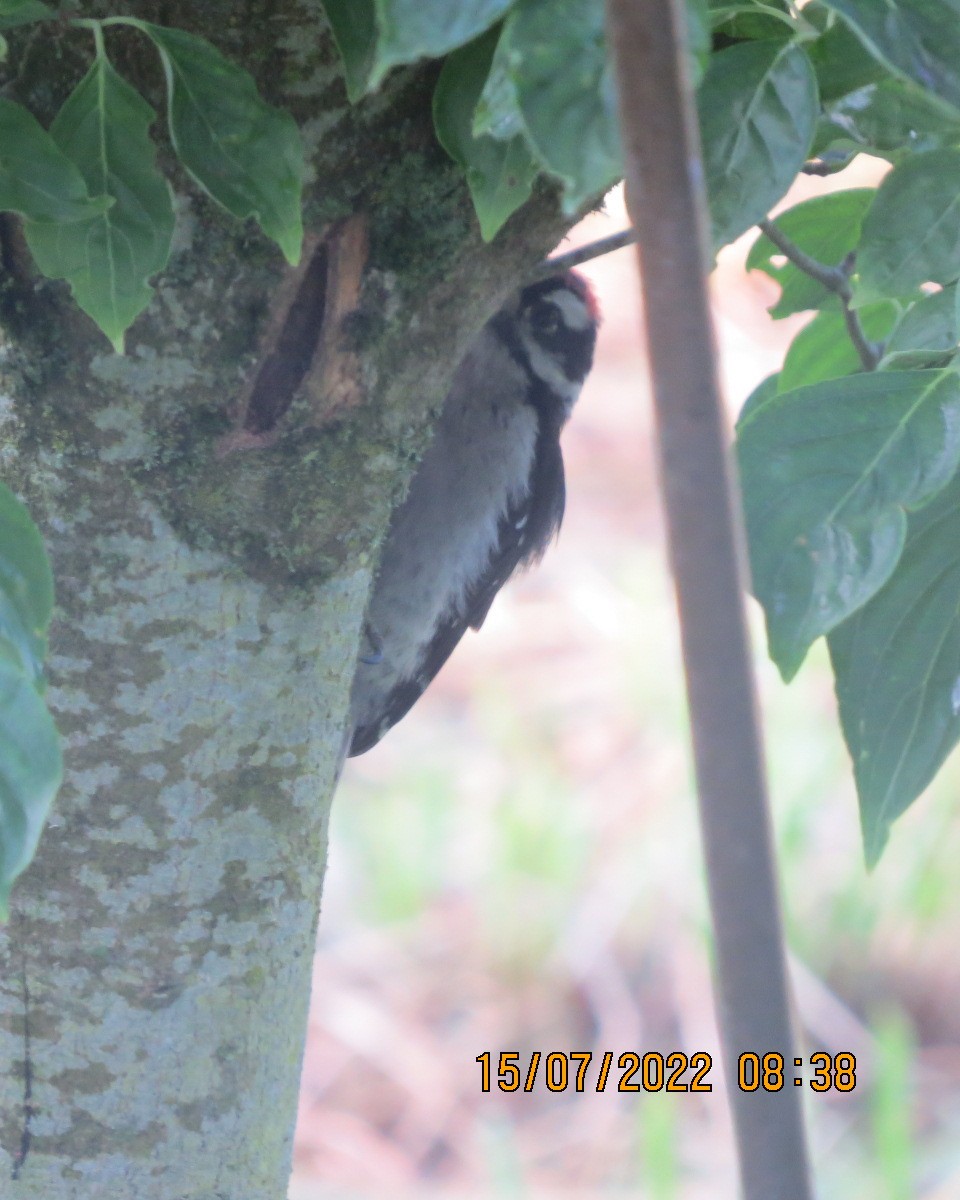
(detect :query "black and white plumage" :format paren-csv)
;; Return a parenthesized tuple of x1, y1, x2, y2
(347, 270, 599, 756)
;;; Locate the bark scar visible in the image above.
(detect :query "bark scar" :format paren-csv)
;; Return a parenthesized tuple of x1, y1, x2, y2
(217, 216, 369, 456)
(10, 946, 33, 1181)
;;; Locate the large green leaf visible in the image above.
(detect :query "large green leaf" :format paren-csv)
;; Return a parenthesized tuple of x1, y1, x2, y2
(699, 40, 819, 249)
(0, 661, 61, 918)
(120, 20, 303, 264)
(321, 0, 514, 98)
(23, 53, 174, 353)
(0, 481, 52, 686)
(829, 469, 960, 865)
(0, 98, 111, 224)
(747, 189, 874, 318)
(857, 150, 960, 303)
(433, 28, 537, 241)
(738, 369, 960, 680)
(502, 0, 621, 213)
(820, 0, 960, 118)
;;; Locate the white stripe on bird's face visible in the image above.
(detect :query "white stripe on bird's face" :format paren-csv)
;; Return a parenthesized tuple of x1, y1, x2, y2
(521, 339, 582, 416)
(546, 287, 594, 331)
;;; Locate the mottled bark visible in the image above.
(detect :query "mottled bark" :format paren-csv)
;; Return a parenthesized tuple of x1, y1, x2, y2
(0, 2, 573, 1196)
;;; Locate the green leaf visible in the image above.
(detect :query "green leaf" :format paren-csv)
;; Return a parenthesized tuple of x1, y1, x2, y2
(737, 371, 780, 425)
(700, 40, 819, 249)
(433, 28, 537, 241)
(820, 0, 960, 118)
(118, 21, 303, 265)
(709, 0, 797, 39)
(879, 287, 960, 370)
(821, 80, 960, 158)
(886, 286, 959, 356)
(0, 0, 52, 30)
(807, 10, 889, 102)
(778, 301, 897, 391)
(829, 469, 960, 865)
(857, 150, 960, 303)
(0, 660, 62, 919)
(473, 23, 523, 141)
(23, 53, 174, 352)
(321, 0, 514, 97)
(502, 0, 621, 214)
(0, 98, 112, 224)
(0, 482, 61, 918)
(738, 369, 960, 680)
(879, 349, 958, 373)
(0, 481, 52, 686)
(321, 0, 378, 102)
(371, 0, 514, 89)
(746, 189, 874, 318)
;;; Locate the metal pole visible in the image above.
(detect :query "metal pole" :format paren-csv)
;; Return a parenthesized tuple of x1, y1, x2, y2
(602, 2, 814, 1197)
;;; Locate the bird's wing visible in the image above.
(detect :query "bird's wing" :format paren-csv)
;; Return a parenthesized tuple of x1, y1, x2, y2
(347, 434, 565, 756)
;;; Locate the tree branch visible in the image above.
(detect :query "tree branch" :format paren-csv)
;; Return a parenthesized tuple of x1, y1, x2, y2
(758, 218, 883, 371)
(532, 227, 639, 278)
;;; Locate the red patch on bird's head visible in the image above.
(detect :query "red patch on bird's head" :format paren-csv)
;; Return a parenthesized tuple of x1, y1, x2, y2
(565, 269, 602, 324)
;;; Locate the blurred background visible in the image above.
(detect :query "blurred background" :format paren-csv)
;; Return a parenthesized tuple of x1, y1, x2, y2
(291, 165, 960, 1199)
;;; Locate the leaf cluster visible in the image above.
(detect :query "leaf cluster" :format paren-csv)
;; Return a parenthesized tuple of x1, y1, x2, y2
(322, 0, 632, 238)
(730, 0, 960, 861)
(0, 5, 304, 351)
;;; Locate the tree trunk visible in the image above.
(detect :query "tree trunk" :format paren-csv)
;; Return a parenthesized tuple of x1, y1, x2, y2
(0, 2, 573, 1194)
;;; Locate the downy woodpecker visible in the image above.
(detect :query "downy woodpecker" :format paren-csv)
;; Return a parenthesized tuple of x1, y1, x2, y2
(348, 270, 599, 755)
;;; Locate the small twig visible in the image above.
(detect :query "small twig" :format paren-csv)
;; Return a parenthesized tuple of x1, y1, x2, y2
(532, 228, 639, 279)
(758, 218, 883, 371)
(840, 289, 885, 373)
(758, 218, 847, 292)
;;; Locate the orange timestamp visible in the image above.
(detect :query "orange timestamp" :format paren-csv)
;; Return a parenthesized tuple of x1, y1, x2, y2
(476, 1050, 857, 1094)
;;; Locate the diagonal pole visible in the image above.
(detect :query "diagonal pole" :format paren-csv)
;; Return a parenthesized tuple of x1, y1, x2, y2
(602, 3, 814, 1197)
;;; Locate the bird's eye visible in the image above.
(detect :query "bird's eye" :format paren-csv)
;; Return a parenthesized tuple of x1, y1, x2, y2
(530, 303, 562, 336)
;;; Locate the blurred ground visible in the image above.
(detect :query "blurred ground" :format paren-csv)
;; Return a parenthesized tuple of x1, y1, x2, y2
(291, 166, 960, 1199)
